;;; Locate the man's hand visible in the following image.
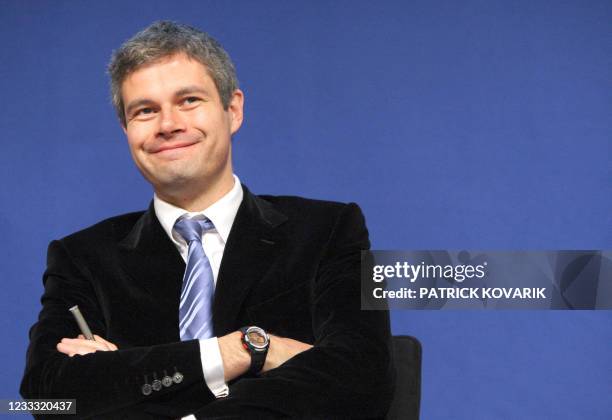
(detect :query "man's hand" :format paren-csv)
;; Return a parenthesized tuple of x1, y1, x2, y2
(262, 335, 312, 372)
(56, 334, 118, 357)
(218, 331, 312, 382)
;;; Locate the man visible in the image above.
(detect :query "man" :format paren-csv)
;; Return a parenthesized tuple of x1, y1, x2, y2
(21, 21, 394, 419)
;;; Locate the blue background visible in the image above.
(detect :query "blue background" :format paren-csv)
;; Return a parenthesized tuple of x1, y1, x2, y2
(1, 1, 611, 418)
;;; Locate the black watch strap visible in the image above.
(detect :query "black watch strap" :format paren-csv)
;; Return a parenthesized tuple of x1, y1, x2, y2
(240, 326, 269, 375)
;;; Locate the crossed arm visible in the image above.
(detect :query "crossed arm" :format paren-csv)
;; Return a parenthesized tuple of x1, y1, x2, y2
(56, 331, 312, 382)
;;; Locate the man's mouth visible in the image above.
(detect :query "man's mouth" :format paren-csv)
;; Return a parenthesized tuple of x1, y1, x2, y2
(152, 141, 198, 154)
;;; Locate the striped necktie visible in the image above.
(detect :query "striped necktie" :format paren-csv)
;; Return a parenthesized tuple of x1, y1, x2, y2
(173, 217, 215, 340)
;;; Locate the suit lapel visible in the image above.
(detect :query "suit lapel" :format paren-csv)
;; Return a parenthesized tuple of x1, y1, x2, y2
(117, 203, 185, 342)
(212, 186, 288, 335)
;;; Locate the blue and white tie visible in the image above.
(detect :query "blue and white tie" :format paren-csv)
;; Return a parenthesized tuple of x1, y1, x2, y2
(174, 217, 215, 340)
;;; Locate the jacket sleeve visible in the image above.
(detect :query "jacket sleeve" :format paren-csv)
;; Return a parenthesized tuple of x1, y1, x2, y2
(193, 203, 395, 419)
(20, 240, 210, 419)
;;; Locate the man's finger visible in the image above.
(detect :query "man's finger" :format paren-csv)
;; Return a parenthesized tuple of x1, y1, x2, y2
(61, 338, 108, 351)
(56, 341, 101, 357)
(56, 337, 113, 356)
(93, 334, 119, 351)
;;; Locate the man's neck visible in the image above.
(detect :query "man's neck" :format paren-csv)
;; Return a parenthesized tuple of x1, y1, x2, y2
(155, 172, 236, 212)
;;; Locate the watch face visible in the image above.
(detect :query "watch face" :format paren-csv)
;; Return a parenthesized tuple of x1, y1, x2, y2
(245, 327, 269, 349)
(247, 331, 266, 347)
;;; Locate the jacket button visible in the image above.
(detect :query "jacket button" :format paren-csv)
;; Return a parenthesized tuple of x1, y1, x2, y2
(142, 383, 153, 396)
(173, 372, 184, 384)
(152, 379, 162, 391)
(162, 375, 173, 387)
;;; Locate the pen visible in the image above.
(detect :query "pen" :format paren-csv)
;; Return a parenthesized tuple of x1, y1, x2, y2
(69, 305, 95, 340)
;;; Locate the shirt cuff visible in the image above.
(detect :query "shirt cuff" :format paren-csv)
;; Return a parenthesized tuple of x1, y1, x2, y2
(199, 337, 229, 398)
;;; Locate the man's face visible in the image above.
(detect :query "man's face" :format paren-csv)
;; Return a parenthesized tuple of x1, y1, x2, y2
(121, 53, 243, 197)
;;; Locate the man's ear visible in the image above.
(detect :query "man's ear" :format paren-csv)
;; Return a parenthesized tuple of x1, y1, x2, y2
(228, 89, 244, 135)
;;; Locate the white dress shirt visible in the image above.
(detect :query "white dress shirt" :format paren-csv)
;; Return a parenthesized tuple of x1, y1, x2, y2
(153, 174, 243, 405)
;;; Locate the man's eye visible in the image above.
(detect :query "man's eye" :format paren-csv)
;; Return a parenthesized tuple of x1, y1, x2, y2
(134, 108, 154, 117)
(182, 97, 201, 105)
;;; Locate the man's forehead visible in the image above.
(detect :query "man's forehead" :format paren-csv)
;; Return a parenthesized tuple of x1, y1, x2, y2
(121, 53, 216, 98)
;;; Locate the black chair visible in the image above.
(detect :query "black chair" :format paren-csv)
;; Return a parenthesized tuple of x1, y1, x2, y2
(386, 335, 422, 420)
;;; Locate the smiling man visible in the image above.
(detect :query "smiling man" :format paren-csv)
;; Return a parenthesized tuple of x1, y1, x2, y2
(121, 53, 239, 211)
(21, 21, 394, 419)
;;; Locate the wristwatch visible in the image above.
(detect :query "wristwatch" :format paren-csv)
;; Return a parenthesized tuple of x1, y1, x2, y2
(239, 326, 270, 375)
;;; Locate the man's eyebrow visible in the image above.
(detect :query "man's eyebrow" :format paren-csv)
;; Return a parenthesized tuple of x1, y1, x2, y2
(174, 86, 211, 97)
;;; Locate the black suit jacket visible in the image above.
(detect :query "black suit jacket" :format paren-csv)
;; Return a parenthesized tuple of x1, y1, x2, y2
(21, 186, 394, 419)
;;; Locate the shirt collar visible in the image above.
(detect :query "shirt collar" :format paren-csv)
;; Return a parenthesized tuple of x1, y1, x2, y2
(154, 174, 244, 246)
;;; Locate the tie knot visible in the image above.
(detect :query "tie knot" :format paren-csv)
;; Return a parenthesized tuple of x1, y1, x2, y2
(174, 217, 214, 244)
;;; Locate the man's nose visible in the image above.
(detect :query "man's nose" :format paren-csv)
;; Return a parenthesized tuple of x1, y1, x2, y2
(157, 107, 185, 137)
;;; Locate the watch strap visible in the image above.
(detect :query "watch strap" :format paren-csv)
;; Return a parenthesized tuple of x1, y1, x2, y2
(240, 326, 269, 375)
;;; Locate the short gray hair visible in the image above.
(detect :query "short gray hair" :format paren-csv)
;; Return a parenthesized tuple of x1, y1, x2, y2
(108, 21, 239, 126)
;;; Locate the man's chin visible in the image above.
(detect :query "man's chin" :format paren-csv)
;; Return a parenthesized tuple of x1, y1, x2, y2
(142, 170, 196, 191)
